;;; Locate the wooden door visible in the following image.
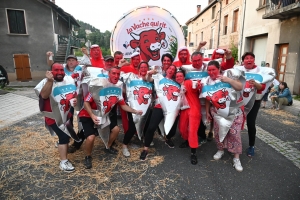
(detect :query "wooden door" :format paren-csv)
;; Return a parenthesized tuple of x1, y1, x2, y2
(277, 44, 288, 82)
(14, 54, 32, 81)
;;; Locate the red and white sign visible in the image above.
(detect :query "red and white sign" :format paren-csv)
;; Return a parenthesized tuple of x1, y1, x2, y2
(110, 6, 185, 66)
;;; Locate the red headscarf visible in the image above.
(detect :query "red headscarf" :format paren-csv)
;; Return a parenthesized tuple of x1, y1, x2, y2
(90, 44, 105, 68)
(211, 49, 234, 71)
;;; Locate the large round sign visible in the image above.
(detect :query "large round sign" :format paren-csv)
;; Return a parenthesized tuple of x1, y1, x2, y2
(110, 5, 185, 66)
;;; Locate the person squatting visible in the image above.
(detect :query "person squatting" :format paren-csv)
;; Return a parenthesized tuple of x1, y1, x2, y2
(37, 43, 275, 172)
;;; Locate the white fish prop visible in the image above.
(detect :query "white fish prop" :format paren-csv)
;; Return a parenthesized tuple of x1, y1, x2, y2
(34, 76, 81, 142)
(200, 69, 245, 142)
(152, 74, 181, 135)
(122, 73, 153, 140)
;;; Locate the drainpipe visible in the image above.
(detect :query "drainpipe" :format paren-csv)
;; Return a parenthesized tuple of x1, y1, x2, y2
(217, 0, 222, 48)
(239, 0, 247, 60)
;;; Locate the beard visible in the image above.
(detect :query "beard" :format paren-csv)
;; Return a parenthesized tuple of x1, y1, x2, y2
(54, 74, 65, 82)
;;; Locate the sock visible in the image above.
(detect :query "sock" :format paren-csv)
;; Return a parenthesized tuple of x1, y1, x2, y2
(61, 159, 68, 164)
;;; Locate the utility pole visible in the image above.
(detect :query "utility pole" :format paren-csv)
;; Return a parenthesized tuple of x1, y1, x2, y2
(217, 0, 222, 48)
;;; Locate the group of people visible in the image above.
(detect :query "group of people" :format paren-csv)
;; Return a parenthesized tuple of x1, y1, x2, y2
(36, 42, 275, 173)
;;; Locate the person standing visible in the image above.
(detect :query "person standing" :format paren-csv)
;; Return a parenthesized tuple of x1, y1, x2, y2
(234, 52, 275, 157)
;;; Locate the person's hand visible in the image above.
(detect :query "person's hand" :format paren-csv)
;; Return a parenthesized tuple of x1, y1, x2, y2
(199, 41, 207, 47)
(147, 69, 157, 76)
(91, 114, 100, 125)
(217, 75, 231, 83)
(46, 51, 53, 57)
(206, 113, 212, 122)
(224, 49, 232, 59)
(118, 59, 130, 68)
(46, 71, 54, 82)
(248, 79, 256, 87)
(70, 98, 77, 107)
(134, 110, 143, 115)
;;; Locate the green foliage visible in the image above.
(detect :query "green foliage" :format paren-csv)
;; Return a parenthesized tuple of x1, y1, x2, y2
(294, 95, 300, 101)
(182, 26, 188, 38)
(230, 42, 238, 62)
(167, 35, 178, 59)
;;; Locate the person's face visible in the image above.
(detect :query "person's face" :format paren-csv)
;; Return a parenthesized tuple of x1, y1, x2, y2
(139, 63, 148, 76)
(109, 68, 121, 84)
(52, 63, 65, 81)
(192, 54, 203, 69)
(175, 72, 185, 84)
(215, 53, 224, 59)
(91, 47, 100, 59)
(105, 59, 114, 69)
(207, 65, 220, 80)
(166, 65, 176, 79)
(243, 55, 255, 69)
(279, 83, 284, 89)
(114, 54, 123, 65)
(162, 56, 172, 71)
(66, 58, 78, 70)
(266, 63, 270, 67)
(131, 56, 140, 68)
(179, 50, 188, 63)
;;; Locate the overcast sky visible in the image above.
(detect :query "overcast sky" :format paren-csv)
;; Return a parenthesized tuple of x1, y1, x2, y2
(55, 0, 209, 32)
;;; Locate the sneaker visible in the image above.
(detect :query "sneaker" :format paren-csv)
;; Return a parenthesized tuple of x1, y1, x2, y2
(191, 154, 198, 165)
(207, 132, 213, 141)
(67, 145, 77, 153)
(150, 141, 155, 146)
(122, 147, 130, 157)
(84, 156, 92, 169)
(233, 158, 243, 172)
(165, 139, 175, 148)
(59, 160, 75, 172)
(198, 138, 207, 146)
(104, 146, 118, 155)
(140, 150, 148, 161)
(246, 146, 255, 157)
(179, 140, 189, 148)
(213, 150, 224, 160)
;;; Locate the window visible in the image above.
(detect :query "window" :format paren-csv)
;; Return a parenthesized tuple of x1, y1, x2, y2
(232, 9, 239, 32)
(188, 32, 191, 44)
(224, 15, 228, 35)
(201, 32, 203, 42)
(212, 6, 216, 19)
(196, 34, 198, 46)
(225, 0, 229, 5)
(6, 9, 27, 34)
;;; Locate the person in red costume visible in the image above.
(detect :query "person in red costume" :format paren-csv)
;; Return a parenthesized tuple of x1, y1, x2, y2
(173, 42, 207, 68)
(211, 48, 234, 71)
(176, 69, 202, 165)
(172, 47, 192, 67)
(120, 52, 140, 74)
(89, 44, 105, 68)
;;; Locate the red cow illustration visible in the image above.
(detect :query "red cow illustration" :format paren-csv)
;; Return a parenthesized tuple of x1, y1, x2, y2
(60, 92, 76, 113)
(103, 95, 119, 114)
(163, 84, 180, 101)
(133, 86, 152, 105)
(130, 27, 167, 62)
(206, 88, 229, 110)
(243, 81, 254, 97)
(71, 73, 80, 87)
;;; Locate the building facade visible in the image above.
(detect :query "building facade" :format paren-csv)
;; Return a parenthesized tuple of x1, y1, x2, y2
(0, 0, 79, 81)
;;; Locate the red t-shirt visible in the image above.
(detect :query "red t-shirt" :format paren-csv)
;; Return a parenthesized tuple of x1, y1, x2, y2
(78, 93, 126, 118)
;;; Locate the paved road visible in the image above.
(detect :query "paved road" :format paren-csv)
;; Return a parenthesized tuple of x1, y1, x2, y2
(0, 88, 299, 200)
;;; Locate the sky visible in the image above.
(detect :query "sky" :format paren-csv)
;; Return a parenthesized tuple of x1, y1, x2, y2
(55, 0, 209, 32)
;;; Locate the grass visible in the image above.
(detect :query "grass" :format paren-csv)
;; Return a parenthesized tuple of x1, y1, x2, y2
(293, 95, 300, 101)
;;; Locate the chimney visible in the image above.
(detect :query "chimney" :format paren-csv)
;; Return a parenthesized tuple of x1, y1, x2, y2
(197, 5, 201, 14)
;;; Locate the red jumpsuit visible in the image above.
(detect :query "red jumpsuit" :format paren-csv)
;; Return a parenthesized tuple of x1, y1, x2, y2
(178, 80, 201, 148)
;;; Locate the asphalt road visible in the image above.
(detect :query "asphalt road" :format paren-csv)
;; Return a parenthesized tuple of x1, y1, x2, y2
(0, 88, 299, 200)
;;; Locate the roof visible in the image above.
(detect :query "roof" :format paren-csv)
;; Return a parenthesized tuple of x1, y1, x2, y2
(39, 0, 80, 27)
(185, 0, 218, 25)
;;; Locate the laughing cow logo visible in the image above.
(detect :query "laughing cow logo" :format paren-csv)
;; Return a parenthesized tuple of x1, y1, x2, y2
(130, 27, 168, 62)
(60, 92, 76, 113)
(133, 87, 152, 105)
(103, 96, 119, 114)
(243, 81, 254, 98)
(163, 84, 180, 101)
(71, 73, 80, 86)
(206, 89, 229, 110)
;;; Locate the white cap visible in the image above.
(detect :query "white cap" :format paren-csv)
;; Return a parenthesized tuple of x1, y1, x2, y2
(216, 49, 225, 54)
(130, 52, 140, 58)
(178, 46, 188, 52)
